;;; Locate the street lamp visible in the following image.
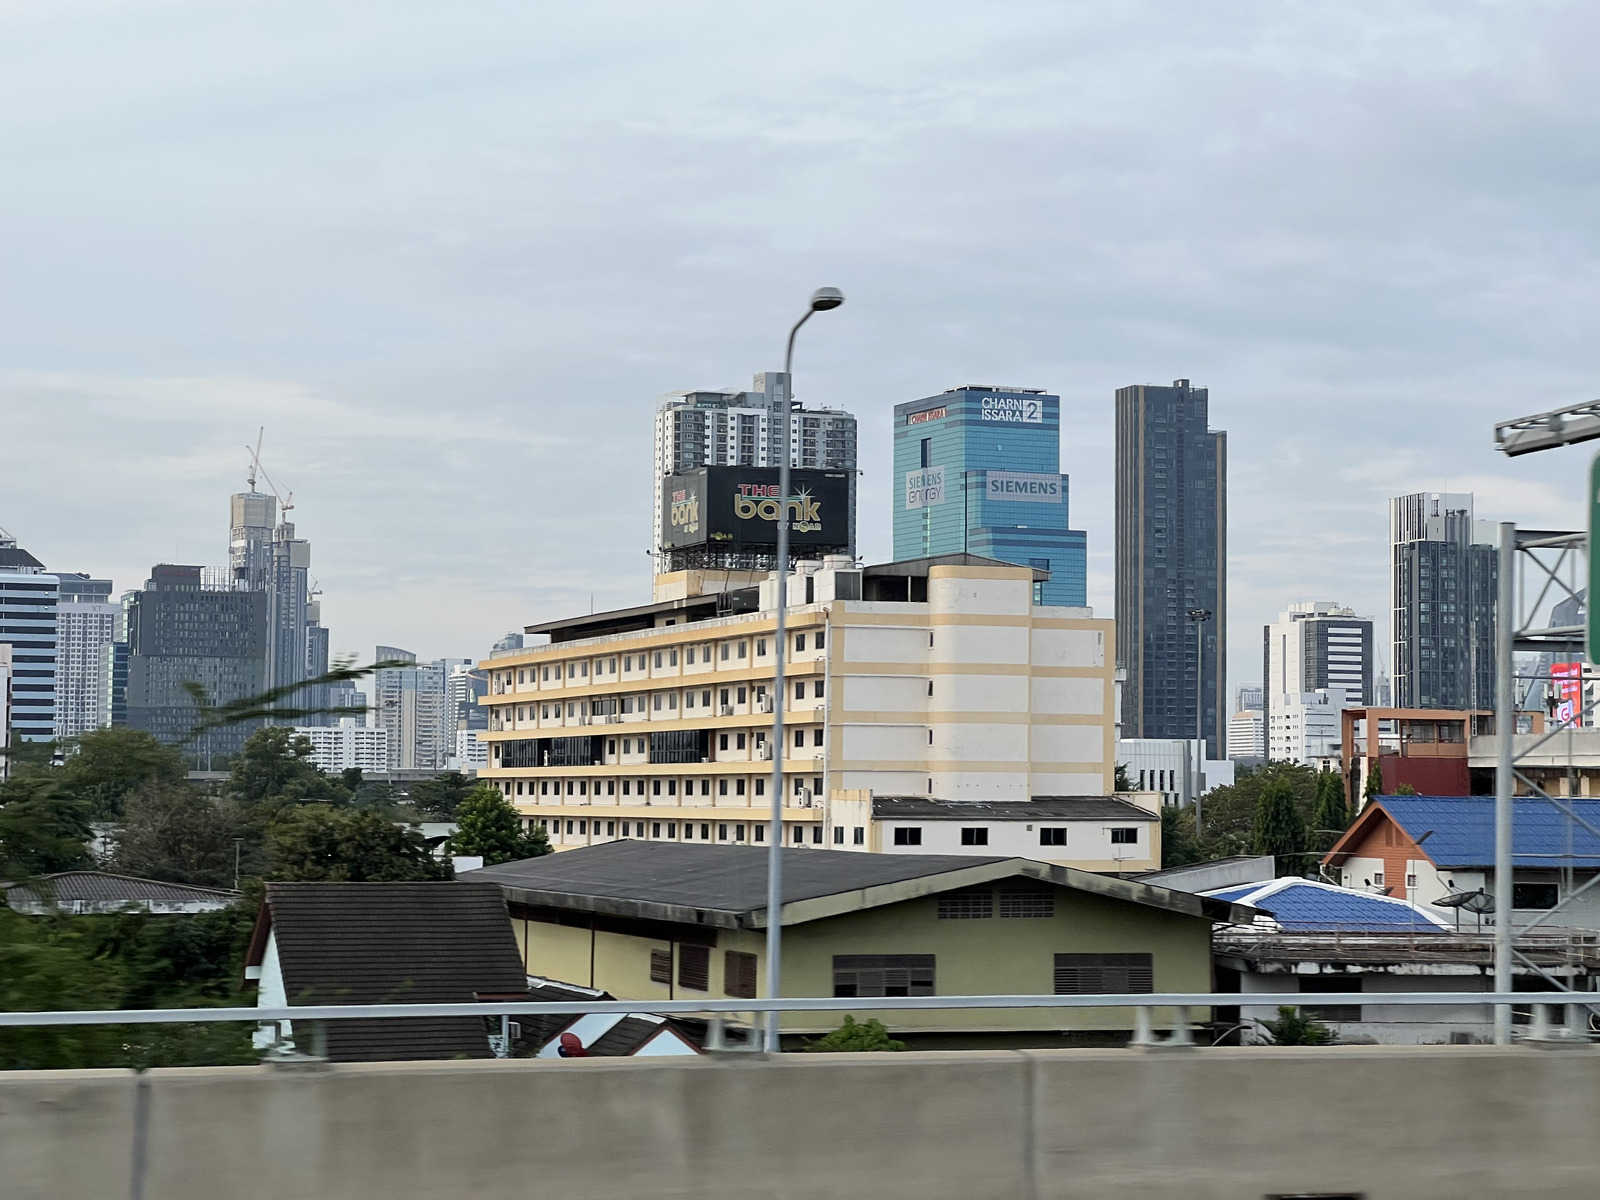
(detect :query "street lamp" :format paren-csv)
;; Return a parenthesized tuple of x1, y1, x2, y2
(766, 286, 845, 1052)
(1186, 608, 1212, 834)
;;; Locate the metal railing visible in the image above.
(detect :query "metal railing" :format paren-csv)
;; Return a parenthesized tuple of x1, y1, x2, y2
(0, 990, 1592, 1037)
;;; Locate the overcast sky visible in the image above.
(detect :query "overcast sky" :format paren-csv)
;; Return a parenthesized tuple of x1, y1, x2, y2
(1, 0, 1595, 690)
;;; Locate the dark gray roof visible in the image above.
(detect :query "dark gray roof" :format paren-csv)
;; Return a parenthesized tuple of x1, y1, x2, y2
(872, 796, 1159, 822)
(861, 552, 1049, 581)
(463, 842, 1256, 930)
(251, 882, 527, 1063)
(0, 545, 45, 571)
(4, 871, 238, 908)
(587, 1016, 701, 1056)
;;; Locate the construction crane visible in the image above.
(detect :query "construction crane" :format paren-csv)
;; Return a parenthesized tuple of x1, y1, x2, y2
(244, 428, 294, 517)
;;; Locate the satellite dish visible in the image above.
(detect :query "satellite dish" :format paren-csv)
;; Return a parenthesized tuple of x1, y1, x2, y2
(1435, 889, 1494, 914)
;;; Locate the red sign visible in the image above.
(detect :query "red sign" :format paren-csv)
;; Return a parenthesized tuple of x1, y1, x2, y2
(1553, 662, 1583, 726)
(907, 407, 946, 426)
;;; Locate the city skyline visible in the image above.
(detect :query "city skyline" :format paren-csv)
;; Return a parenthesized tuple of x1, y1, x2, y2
(0, 4, 1596, 691)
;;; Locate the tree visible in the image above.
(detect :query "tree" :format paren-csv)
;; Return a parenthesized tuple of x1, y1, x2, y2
(1393, 783, 1418, 795)
(106, 782, 241, 889)
(409, 771, 478, 820)
(1114, 763, 1134, 792)
(447, 786, 551, 865)
(58, 727, 187, 819)
(1363, 760, 1385, 804)
(1256, 1005, 1333, 1046)
(1310, 769, 1349, 851)
(1160, 805, 1203, 868)
(1188, 762, 1321, 863)
(1252, 776, 1307, 875)
(264, 806, 450, 882)
(803, 1015, 905, 1052)
(228, 727, 344, 806)
(0, 776, 95, 878)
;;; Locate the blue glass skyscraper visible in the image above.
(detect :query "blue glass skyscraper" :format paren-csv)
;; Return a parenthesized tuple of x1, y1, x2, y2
(892, 386, 1087, 606)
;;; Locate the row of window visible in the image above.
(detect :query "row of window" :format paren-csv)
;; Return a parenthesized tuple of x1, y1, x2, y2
(495, 632, 827, 693)
(538, 817, 856, 847)
(506, 773, 822, 799)
(503, 678, 822, 722)
(821, 953, 1153, 997)
(890, 826, 1141, 847)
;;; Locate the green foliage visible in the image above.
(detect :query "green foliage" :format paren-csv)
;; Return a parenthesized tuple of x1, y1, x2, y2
(409, 771, 478, 820)
(0, 775, 95, 878)
(228, 727, 345, 806)
(447, 786, 551, 865)
(803, 1015, 905, 1052)
(1252, 776, 1308, 873)
(0, 905, 258, 1070)
(107, 782, 243, 889)
(1393, 783, 1418, 795)
(1114, 762, 1134, 792)
(1309, 769, 1350, 851)
(264, 806, 450, 882)
(1183, 761, 1321, 865)
(1256, 1005, 1334, 1046)
(1364, 760, 1385, 803)
(59, 727, 187, 819)
(1160, 806, 1203, 868)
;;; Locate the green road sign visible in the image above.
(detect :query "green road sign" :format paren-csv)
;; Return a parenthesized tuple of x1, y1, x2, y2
(1591, 452, 1600, 663)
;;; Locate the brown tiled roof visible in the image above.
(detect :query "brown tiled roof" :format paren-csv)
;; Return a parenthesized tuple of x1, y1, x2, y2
(262, 881, 526, 1063)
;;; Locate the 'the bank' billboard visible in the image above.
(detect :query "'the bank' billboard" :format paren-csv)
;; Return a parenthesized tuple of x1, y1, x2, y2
(661, 467, 851, 552)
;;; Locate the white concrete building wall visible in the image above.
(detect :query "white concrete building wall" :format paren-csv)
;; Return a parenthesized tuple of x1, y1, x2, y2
(55, 600, 118, 738)
(875, 815, 1154, 870)
(1267, 691, 1342, 764)
(293, 722, 390, 773)
(1227, 710, 1264, 759)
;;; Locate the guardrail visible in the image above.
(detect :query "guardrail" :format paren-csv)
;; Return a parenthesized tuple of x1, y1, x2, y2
(1, 989, 1593, 1039)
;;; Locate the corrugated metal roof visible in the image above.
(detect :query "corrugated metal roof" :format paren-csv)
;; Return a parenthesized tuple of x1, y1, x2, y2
(265, 881, 527, 1063)
(5, 871, 238, 907)
(1203, 877, 1452, 932)
(1377, 795, 1600, 869)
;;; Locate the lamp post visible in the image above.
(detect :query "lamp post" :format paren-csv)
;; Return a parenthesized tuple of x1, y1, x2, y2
(766, 286, 844, 1052)
(1186, 607, 1212, 834)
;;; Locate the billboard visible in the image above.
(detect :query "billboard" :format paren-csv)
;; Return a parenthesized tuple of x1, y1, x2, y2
(905, 466, 945, 509)
(661, 467, 851, 552)
(984, 471, 1061, 504)
(1552, 661, 1583, 727)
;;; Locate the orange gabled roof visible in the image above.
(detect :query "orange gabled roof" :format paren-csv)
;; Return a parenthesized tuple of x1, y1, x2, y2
(1322, 799, 1396, 868)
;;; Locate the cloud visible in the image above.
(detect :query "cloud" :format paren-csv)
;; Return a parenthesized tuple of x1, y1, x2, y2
(1, 0, 1598, 683)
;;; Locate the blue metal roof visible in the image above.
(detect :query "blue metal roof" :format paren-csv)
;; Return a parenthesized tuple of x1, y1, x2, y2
(1375, 795, 1600, 869)
(1203, 878, 1450, 932)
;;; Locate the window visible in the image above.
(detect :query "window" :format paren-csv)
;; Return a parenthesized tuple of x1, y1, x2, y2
(1514, 883, 1559, 909)
(1405, 873, 1418, 889)
(795, 681, 806, 700)
(1372, 872, 1385, 887)
(853, 827, 865, 845)
(794, 729, 804, 748)
(960, 827, 988, 846)
(735, 780, 746, 796)
(757, 638, 767, 656)
(833, 827, 845, 844)
(736, 733, 746, 750)
(737, 687, 747, 703)
(738, 642, 747, 659)
(718, 823, 728, 841)
(652, 822, 661, 837)
(700, 823, 710, 839)
(650, 949, 672, 985)
(1039, 828, 1067, 846)
(833, 954, 935, 998)
(937, 890, 993, 919)
(725, 951, 758, 999)
(669, 649, 678, 666)
(812, 826, 822, 845)
(568, 663, 576, 678)
(893, 827, 922, 846)
(1299, 976, 1361, 1022)
(815, 630, 825, 650)
(542, 667, 550, 681)
(720, 644, 730, 661)
(654, 652, 663, 668)
(1054, 953, 1153, 994)
(735, 824, 746, 841)
(678, 944, 710, 992)
(999, 891, 1054, 919)
(795, 634, 806, 652)
(814, 680, 824, 698)
(1110, 827, 1139, 844)
(720, 688, 729, 707)
(928, 679, 934, 697)
(719, 779, 728, 796)
(606, 821, 615, 836)
(813, 728, 824, 747)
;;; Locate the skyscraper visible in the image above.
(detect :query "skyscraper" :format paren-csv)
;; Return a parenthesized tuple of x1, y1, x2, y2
(1390, 492, 1498, 710)
(654, 372, 858, 562)
(124, 564, 270, 762)
(54, 574, 118, 738)
(1261, 601, 1374, 739)
(1115, 379, 1227, 758)
(891, 386, 1088, 606)
(0, 533, 56, 743)
(372, 648, 458, 771)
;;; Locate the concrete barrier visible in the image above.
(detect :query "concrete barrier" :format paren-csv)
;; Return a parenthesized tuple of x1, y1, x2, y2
(6, 1046, 1600, 1199)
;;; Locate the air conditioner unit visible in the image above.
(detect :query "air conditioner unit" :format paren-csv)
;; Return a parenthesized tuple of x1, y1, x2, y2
(758, 744, 774, 761)
(606, 715, 622, 724)
(719, 705, 735, 717)
(759, 697, 775, 714)
(797, 789, 813, 806)
(577, 716, 590, 726)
